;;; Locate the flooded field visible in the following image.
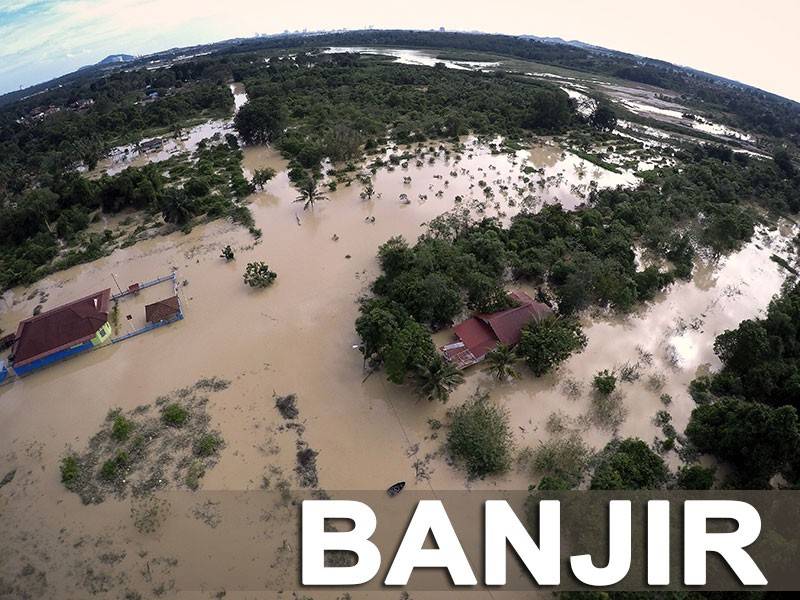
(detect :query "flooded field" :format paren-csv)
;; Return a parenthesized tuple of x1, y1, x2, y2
(0, 78, 795, 597)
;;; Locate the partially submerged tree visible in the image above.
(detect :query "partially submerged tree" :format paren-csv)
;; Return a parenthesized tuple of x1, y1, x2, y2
(517, 317, 587, 376)
(484, 344, 519, 381)
(243, 262, 277, 288)
(593, 369, 617, 395)
(294, 178, 328, 211)
(220, 245, 235, 261)
(252, 167, 277, 190)
(447, 391, 513, 478)
(414, 355, 464, 403)
(590, 438, 668, 490)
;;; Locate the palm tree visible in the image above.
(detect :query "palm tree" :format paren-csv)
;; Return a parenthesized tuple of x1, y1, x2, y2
(414, 356, 464, 403)
(485, 344, 519, 381)
(294, 177, 328, 211)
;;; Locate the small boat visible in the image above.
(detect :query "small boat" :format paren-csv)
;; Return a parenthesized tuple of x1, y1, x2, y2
(387, 481, 405, 497)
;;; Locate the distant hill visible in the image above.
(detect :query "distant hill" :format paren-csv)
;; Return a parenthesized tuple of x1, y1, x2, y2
(96, 54, 136, 65)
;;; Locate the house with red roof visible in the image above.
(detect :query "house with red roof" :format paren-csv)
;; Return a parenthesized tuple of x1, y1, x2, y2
(441, 291, 552, 369)
(10, 289, 112, 376)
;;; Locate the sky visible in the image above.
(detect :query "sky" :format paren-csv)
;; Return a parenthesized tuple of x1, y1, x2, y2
(1, 0, 798, 101)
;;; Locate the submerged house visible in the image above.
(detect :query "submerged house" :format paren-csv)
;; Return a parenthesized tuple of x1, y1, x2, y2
(441, 291, 552, 369)
(10, 289, 112, 376)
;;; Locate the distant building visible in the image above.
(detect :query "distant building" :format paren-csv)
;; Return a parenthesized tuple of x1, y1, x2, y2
(441, 291, 552, 369)
(10, 289, 112, 376)
(138, 138, 164, 152)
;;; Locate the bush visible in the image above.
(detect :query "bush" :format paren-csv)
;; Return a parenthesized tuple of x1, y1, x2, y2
(111, 415, 134, 442)
(195, 433, 223, 457)
(100, 451, 129, 481)
(518, 317, 587, 376)
(677, 464, 715, 490)
(590, 438, 668, 490)
(243, 261, 277, 288)
(60, 456, 80, 484)
(530, 433, 590, 489)
(162, 403, 189, 427)
(447, 392, 513, 478)
(593, 370, 617, 395)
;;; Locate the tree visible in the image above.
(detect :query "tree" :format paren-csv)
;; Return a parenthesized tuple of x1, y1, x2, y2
(233, 97, 287, 144)
(589, 103, 617, 132)
(517, 317, 587, 376)
(676, 465, 715, 490)
(593, 369, 617, 395)
(159, 188, 194, 226)
(685, 397, 800, 487)
(252, 167, 277, 190)
(590, 438, 668, 490)
(484, 344, 519, 381)
(447, 391, 513, 478)
(294, 178, 328, 211)
(243, 262, 277, 288)
(220, 245, 235, 261)
(413, 355, 464, 402)
(383, 320, 437, 384)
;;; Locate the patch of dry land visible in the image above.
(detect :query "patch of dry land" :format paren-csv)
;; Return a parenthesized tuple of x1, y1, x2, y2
(0, 96, 797, 598)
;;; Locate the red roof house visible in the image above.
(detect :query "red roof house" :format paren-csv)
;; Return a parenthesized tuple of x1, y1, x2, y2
(12, 289, 111, 369)
(441, 291, 552, 368)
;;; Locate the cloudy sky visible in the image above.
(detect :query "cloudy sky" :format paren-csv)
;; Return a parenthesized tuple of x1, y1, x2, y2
(1, 0, 798, 101)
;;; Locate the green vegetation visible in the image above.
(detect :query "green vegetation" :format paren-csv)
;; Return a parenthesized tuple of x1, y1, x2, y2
(161, 403, 189, 427)
(592, 370, 617, 395)
(243, 261, 278, 288)
(682, 282, 800, 488)
(60, 455, 80, 485)
(530, 433, 591, 490)
(413, 355, 464, 402)
(220, 245, 235, 261)
(518, 317, 588, 376)
(0, 140, 254, 290)
(111, 414, 134, 442)
(195, 433, 223, 457)
(484, 344, 520, 381)
(447, 391, 513, 478)
(676, 464, 715, 490)
(100, 451, 129, 482)
(686, 397, 800, 488)
(590, 438, 669, 490)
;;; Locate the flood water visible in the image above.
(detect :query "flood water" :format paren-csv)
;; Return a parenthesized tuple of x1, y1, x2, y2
(0, 82, 795, 597)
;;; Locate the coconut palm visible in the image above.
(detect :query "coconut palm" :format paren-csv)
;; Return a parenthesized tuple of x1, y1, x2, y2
(294, 177, 328, 211)
(414, 356, 464, 403)
(485, 344, 519, 381)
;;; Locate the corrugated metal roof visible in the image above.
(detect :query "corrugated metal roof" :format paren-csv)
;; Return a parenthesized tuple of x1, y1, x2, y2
(445, 291, 553, 364)
(12, 289, 110, 367)
(145, 296, 180, 324)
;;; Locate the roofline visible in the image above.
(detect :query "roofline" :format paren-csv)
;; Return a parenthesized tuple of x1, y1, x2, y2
(12, 289, 111, 367)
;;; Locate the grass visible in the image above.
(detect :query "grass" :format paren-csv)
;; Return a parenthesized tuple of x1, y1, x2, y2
(60, 456, 80, 484)
(161, 403, 189, 427)
(111, 414, 134, 442)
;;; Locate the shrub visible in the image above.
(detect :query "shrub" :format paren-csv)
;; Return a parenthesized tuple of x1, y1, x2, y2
(593, 370, 617, 395)
(100, 451, 129, 481)
(60, 456, 80, 485)
(530, 433, 590, 489)
(195, 433, 223, 457)
(220, 245, 235, 261)
(590, 438, 668, 490)
(111, 415, 134, 442)
(447, 392, 513, 478)
(161, 403, 189, 427)
(677, 464, 715, 490)
(243, 261, 277, 288)
(518, 317, 587, 376)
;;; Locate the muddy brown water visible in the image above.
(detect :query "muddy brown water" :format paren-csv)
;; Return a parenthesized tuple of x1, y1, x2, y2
(0, 97, 796, 597)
